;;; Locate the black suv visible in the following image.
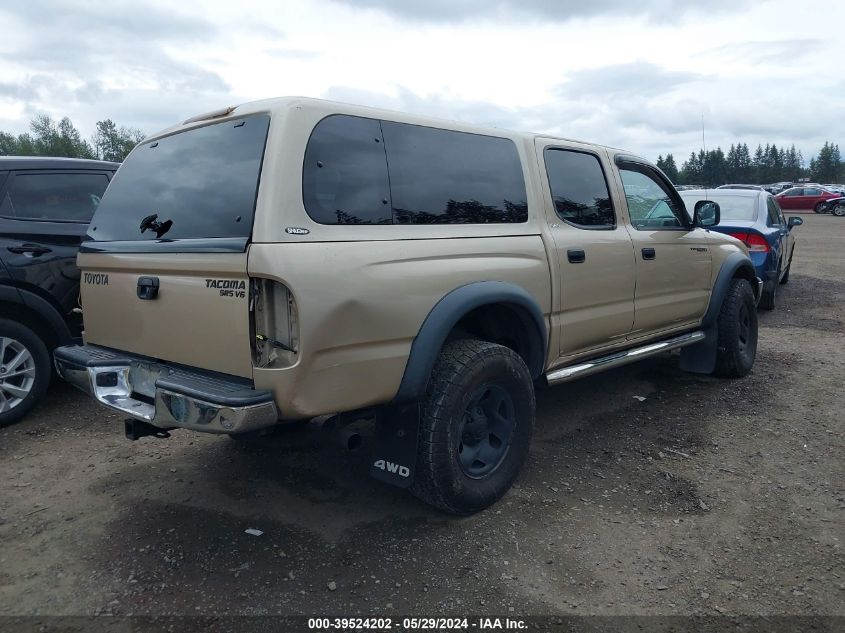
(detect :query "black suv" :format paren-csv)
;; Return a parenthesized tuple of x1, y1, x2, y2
(0, 157, 119, 425)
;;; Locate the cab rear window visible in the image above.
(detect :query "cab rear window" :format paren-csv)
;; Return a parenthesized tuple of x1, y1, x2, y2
(87, 115, 270, 248)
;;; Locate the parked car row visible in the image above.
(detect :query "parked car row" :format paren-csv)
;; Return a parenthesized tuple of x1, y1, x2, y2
(775, 185, 842, 212)
(707, 182, 845, 213)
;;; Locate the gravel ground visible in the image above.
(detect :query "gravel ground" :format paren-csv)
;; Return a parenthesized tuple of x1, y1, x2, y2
(0, 214, 843, 620)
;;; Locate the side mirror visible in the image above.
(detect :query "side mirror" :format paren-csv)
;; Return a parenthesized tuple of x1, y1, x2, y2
(693, 200, 720, 228)
(788, 216, 803, 229)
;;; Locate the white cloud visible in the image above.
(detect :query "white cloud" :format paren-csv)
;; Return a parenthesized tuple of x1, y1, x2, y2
(0, 0, 843, 164)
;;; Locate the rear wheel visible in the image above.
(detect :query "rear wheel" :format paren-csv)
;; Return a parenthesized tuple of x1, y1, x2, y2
(832, 203, 845, 217)
(813, 203, 825, 213)
(713, 279, 758, 378)
(0, 319, 51, 427)
(410, 339, 535, 515)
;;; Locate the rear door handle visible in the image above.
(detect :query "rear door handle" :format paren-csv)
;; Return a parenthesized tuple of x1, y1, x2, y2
(641, 247, 656, 260)
(567, 249, 586, 264)
(7, 244, 52, 256)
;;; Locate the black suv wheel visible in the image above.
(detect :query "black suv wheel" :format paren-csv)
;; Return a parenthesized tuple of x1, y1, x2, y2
(713, 279, 758, 378)
(410, 339, 535, 515)
(0, 319, 50, 426)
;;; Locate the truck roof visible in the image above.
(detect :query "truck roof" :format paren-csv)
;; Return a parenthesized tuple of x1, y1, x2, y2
(0, 156, 120, 170)
(148, 96, 641, 162)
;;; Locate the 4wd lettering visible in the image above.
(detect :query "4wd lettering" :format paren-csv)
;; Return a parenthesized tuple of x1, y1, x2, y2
(205, 279, 246, 298)
(373, 459, 410, 478)
(83, 273, 109, 286)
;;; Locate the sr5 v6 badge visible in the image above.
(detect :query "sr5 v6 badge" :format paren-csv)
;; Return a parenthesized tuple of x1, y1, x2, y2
(285, 227, 310, 235)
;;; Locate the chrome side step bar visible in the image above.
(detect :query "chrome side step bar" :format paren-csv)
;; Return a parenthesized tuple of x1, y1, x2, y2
(545, 330, 706, 385)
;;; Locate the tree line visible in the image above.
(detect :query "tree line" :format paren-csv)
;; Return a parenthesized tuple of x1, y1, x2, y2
(2, 113, 843, 187)
(656, 141, 843, 187)
(0, 115, 144, 163)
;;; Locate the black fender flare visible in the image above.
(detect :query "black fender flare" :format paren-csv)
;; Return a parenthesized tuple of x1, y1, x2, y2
(0, 285, 73, 346)
(701, 252, 759, 328)
(680, 252, 758, 373)
(392, 281, 548, 404)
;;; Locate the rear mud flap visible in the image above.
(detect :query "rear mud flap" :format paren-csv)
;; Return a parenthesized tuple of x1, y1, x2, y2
(369, 403, 420, 489)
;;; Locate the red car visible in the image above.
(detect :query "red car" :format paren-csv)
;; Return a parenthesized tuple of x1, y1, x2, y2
(775, 186, 840, 212)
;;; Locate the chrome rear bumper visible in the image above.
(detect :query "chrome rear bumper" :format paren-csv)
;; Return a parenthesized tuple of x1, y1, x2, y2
(54, 345, 278, 434)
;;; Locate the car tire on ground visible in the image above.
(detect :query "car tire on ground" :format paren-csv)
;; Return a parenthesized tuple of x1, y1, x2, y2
(713, 279, 758, 378)
(410, 338, 535, 515)
(832, 203, 845, 217)
(0, 319, 51, 427)
(813, 203, 825, 213)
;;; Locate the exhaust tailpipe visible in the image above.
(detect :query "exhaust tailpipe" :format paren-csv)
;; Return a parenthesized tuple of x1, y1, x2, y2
(336, 427, 363, 451)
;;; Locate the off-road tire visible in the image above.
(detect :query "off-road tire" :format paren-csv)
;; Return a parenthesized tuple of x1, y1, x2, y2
(0, 319, 51, 427)
(410, 339, 535, 515)
(713, 279, 758, 378)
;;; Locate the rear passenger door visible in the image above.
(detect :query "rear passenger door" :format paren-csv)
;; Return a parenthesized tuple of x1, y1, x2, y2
(613, 159, 712, 338)
(0, 170, 112, 335)
(536, 140, 636, 358)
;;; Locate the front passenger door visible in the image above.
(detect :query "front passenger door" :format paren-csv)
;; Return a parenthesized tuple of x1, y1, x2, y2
(615, 161, 712, 339)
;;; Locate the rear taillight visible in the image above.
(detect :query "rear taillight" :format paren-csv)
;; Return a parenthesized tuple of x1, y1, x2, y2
(250, 278, 299, 368)
(726, 231, 770, 253)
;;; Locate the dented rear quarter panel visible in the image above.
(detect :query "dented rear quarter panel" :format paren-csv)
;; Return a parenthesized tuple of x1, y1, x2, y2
(248, 237, 551, 418)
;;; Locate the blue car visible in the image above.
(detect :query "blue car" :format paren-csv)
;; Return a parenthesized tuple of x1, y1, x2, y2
(680, 189, 803, 310)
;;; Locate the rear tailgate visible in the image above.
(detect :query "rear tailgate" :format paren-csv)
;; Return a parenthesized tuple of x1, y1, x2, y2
(79, 251, 252, 377)
(77, 113, 271, 379)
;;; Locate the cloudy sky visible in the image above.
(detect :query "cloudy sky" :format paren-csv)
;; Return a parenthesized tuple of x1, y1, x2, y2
(1, 0, 843, 163)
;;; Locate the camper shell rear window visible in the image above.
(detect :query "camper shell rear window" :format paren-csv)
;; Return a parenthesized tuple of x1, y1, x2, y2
(84, 115, 270, 252)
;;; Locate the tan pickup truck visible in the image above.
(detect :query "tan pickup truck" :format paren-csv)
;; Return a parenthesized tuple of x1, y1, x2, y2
(55, 97, 761, 514)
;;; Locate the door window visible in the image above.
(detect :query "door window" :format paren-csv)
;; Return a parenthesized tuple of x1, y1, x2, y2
(804, 188, 821, 196)
(543, 149, 615, 229)
(618, 166, 687, 229)
(783, 188, 803, 197)
(767, 197, 783, 225)
(4, 172, 110, 222)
